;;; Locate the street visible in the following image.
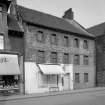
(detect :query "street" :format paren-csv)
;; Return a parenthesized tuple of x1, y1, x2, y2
(0, 88, 105, 105)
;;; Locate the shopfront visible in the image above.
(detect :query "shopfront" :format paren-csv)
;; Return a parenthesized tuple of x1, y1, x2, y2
(0, 54, 21, 95)
(25, 63, 65, 94)
(38, 64, 65, 92)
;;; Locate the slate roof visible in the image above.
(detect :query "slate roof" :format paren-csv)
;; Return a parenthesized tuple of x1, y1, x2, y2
(17, 5, 94, 38)
(7, 14, 23, 32)
(87, 22, 105, 37)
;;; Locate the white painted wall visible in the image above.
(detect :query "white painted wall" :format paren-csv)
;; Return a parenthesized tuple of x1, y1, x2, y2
(25, 62, 50, 94)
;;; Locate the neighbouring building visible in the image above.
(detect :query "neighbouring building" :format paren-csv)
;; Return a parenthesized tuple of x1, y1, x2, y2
(87, 22, 105, 87)
(4, 0, 95, 94)
(0, 0, 24, 95)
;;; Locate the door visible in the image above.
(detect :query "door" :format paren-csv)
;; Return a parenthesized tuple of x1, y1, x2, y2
(64, 73, 70, 90)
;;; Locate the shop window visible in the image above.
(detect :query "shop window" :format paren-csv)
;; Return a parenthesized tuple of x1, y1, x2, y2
(75, 73, 80, 83)
(83, 55, 89, 65)
(74, 55, 80, 65)
(63, 53, 69, 64)
(0, 35, 4, 49)
(64, 36, 69, 47)
(37, 50, 45, 64)
(38, 73, 58, 88)
(73, 38, 79, 48)
(50, 34, 57, 45)
(0, 75, 19, 91)
(36, 31, 44, 43)
(84, 73, 88, 82)
(50, 52, 57, 63)
(83, 40, 88, 49)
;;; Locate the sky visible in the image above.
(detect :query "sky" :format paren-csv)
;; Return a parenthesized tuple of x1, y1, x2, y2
(17, 0, 105, 28)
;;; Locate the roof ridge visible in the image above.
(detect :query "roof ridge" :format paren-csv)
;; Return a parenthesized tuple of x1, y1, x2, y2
(17, 5, 65, 21)
(87, 22, 105, 29)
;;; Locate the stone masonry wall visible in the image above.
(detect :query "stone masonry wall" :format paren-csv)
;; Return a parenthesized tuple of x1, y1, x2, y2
(24, 24, 95, 66)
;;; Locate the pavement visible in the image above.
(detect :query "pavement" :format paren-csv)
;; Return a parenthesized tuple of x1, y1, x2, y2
(1, 87, 105, 100)
(0, 87, 105, 105)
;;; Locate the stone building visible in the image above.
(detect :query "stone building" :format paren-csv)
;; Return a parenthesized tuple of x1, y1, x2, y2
(7, 0, 95, 94)
(88, 22, 105, 86)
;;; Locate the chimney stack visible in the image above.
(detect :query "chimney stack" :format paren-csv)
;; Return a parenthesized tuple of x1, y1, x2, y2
(63, 8, 74, 20)
(10, 0, 17, 16)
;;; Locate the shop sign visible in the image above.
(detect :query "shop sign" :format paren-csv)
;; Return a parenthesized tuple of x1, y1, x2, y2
(0, 57, 9, 63)
(0, 54, 18, 64)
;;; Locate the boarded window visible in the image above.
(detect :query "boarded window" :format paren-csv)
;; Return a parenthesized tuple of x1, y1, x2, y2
(37, 50, 45, 63)
(63, 53, 69, 64)
(74, 55, 80, 65)
(84, 73, 88, 82)
(75, 73, 80, 83)
(50, 52, 57, 63)
(64, 36, 69, 47)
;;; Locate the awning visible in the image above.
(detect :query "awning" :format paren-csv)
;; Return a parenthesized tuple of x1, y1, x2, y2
(38, 64, 64, 75)
(0, 54, 20, 75)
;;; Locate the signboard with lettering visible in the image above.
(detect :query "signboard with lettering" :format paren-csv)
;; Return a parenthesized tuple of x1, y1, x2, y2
(0, 54, 20, 75)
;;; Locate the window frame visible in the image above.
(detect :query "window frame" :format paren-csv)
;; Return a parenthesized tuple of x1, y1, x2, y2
(83, 40, 88, 49)
(75, 73, 80, 83)
(74, 54, 80, 65)
(50, 34, 57, 45)
(50, 52, 57, 63)
(64, 36, 69, 47)
(83, 55, 89, 65)
(63, 53, 69, 64)
(84, 73, 88, 83)
(36, 31, 44, 43)
(37, 50, 45, 64)
(73, 38, 79, 48)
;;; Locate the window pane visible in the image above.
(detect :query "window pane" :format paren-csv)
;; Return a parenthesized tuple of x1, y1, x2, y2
(36, 31, 44, 42)
(63, 53, 69, 64)
(83, 40, 88, 49)
(64, 36, 69, 47)
(75, 73, 80, 83)
(37, 51, 45, 63)
(74, 55, 80, 65)
(74, 38, 79, 48)
(84, 73, 88, 82)
(51, 34, 57, 45)
(83, 55, 89, 65)
(50, 52, 57, 63)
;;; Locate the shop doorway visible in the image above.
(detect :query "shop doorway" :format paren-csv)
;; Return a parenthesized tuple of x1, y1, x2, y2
(64, 73, 70, 90)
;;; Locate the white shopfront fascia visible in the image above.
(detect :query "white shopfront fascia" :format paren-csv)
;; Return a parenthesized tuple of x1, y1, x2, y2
(0, 54, 20, 75)
(38, 64, 65, 75)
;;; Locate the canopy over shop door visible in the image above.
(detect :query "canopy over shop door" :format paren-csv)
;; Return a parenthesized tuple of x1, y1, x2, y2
(38, 64, 64, 75)
(0, 54, 20, 75)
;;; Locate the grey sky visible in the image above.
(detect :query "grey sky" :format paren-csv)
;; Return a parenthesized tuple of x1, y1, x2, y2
(17, 0, 105, 28)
